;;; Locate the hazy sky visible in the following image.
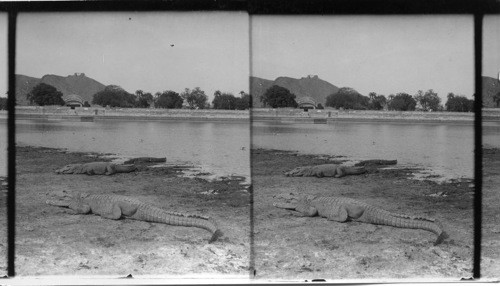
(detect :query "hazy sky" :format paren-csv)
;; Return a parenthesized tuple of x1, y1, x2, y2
(2, 14, 499, 101)
(484, 15, 500, 79)
(15, 12, 249, 99)
(252, 15, 474, 99)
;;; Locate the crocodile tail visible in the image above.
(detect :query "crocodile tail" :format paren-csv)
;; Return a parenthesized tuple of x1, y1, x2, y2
(137, 207, 222, 242)
(344, 166, 366, 175)
(365, 207, 447, 244)
(114, 164, 137, 173)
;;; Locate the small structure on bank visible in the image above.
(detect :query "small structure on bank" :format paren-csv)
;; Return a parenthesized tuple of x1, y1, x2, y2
(296, 96, 317, 110)
(62, 94, 84, 108)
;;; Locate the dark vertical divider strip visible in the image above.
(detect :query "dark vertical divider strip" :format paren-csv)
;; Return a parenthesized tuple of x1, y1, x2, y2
(473, 12, 483, 280)
(7, 11, 16, 278)
(248, 14, 255, 279)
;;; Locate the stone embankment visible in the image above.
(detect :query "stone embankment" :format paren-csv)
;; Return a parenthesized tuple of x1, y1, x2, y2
(3, 106, 500, 123)
(12, 106, 250, 122)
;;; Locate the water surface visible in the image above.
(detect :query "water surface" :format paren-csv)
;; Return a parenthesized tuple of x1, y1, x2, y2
(252, 121, 477, 180)
(10, 119, 250, 179)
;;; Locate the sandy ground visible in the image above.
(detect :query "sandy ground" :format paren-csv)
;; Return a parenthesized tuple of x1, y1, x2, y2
(251, 149, 477, 281)
(0, 146, 499, 281)
(481, 148, 500, 279)
(0, 146, 251, 277)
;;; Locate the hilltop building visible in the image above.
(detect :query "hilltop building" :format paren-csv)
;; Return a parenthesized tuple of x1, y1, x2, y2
(62, 94, 84, 108)
(296, 96, 317, 110)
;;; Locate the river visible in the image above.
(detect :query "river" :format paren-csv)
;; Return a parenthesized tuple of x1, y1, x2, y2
(2, 119, 251, 179)
(252, 121, 480, 180)
(1, 118, 499, 180)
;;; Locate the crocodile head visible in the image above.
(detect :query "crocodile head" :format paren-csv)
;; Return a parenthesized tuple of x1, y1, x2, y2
(79, 192, 90, 199)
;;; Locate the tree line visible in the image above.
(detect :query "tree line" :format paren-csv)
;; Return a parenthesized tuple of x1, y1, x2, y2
(260, 84, 477, 112)
(24, 83, 251, 110)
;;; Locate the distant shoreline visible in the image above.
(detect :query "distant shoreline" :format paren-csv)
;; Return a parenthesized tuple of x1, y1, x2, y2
(1, 106, 499, 123)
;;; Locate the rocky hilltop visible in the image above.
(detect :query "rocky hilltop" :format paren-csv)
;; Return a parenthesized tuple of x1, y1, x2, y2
(483, 75, 500, 108)
(250, 75, 339, 108)
(15, 73, 106, 105)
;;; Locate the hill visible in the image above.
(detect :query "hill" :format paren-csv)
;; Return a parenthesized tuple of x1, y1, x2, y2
(15, 73, 106, 105)
(250, 75, 339, 108)
(483, 75, 500, 108)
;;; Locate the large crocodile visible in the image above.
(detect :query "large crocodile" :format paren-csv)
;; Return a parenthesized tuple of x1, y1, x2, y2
(46, 193, 223, 243)
(274, 195, 448, 245)
(123, 157, 167, 164)
(285, 164, 366, 178)
(55, 162, 137, 175)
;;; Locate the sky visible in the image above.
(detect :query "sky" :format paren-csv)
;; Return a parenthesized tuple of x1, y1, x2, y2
(252, 15, 475, 100)
(1, 14, 499, 101)
(484, 15, 500, 79)
(13, 12, 249, 99)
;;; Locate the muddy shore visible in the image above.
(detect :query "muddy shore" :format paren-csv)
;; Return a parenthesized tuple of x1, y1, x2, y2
(1, 146, 499, 281)
(251, 148, 478, 281)
(0, 146, 251, 277)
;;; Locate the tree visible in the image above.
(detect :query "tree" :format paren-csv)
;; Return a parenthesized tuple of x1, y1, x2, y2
(83, 101, 91, 107)
(212, 91, 237, 110)
(493, 91, 500, 108)
(26, 83, 65, 106)
(181, 87, 208, 109)
(135, 90, 154, 108)
(260, 85, 298, 108)
(0, 97, 6, 110)
(92, 85, 136, 108)
(316, 103, 324, 109)
(387, 93, 416, 111)
(155, 90, 183, 109)
(445, 93, 474, 112)
(325, 87, 369, 110)
(414, 89, 441, 111)
(234, 92, 251, 110)
(367, 92, 387, 110)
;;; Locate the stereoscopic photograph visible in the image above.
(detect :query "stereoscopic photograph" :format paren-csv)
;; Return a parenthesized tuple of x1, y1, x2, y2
(0, 7, 499, 283)
(481, 14, 500, 278)
(10, 12, 251, 277)
(250, 15, 476, 280)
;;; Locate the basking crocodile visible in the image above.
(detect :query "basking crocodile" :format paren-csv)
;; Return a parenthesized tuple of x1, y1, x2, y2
(55, 162, 137, 175)
(285, 164, 366, 178)
(46, 193, 223, 243)
(274, 195, 448, 245)
(124, 157, 167, 164)
(354, 159, 397, 167)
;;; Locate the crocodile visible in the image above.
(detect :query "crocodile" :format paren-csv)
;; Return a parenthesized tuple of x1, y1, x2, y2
(123, 157, 167, 164)
(354, 159, 397, 167)
(285, 164, 366, 178)
(55, 162, 137, 175)
(274, 195, 448, 245)
(46, 193, 223, 243)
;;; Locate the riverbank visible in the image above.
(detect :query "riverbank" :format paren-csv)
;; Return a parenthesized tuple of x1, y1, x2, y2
(251, 148, 479, 280)
(0, 146, 251, 277)
(4, 106, 499, 123)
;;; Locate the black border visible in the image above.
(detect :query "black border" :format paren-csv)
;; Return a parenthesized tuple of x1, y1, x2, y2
(6, 10, 16, 278)
(3, 0, 499, 280)
(473, 13, 483, 280)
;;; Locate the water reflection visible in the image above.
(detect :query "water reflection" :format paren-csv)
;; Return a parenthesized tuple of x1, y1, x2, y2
(252, 121, 475, 179)
(13, 120, 250, 179)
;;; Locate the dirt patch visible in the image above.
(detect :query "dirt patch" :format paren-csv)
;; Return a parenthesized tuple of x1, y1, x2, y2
(251, 148, 475, 280)
(481, 147, 500, 278)
(0, 146, 250, 277)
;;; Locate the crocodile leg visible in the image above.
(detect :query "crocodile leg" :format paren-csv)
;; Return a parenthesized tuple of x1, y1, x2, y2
(99, 203, 123, 219)
(324, 206, 348, 222)
(334, 167, 344, 178)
